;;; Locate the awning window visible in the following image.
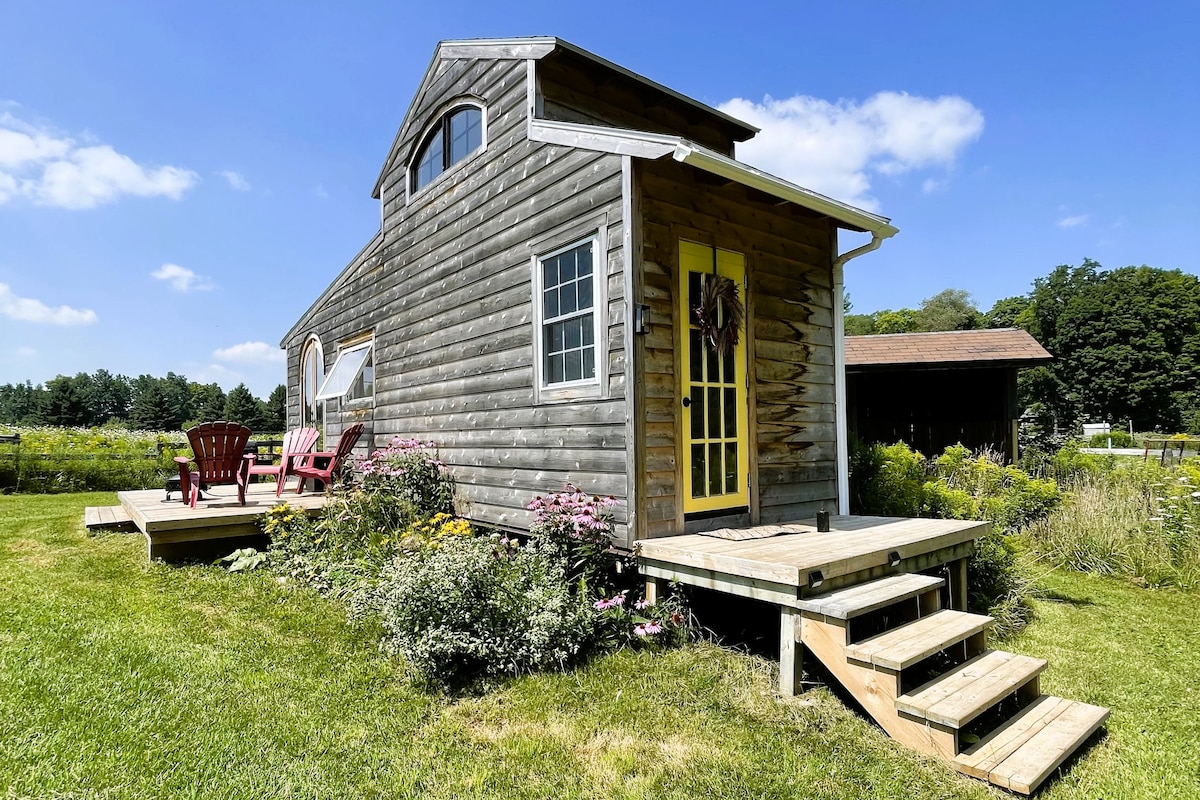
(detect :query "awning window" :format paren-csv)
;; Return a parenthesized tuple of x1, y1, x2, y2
(316, 342, 373, 401)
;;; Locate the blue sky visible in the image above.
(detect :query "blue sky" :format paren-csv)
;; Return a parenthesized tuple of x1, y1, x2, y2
(1, 1, 1196, 398)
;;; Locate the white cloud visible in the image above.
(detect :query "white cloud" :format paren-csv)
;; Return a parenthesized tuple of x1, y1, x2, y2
(312, 183, 329, 199)
(212, 341, 285, 365)
(0, 282, 96, 325)
(0, 112, 197, 209)
(1057, 214, 1089, 228)
(718, 91, 984, 211)
(151, 263, 213, 292)
(220, 170, 251, 191)
(16, 346, 37, 357)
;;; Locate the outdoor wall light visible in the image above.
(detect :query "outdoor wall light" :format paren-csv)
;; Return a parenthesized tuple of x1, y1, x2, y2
(807, 570, 824, 589)
(634, 303, 651, 334)
(888, 550, 902, 567)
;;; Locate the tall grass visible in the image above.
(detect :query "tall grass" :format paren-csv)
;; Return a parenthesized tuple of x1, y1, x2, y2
(0, 425, 189, 493)
(1025, 461, 1200, 590)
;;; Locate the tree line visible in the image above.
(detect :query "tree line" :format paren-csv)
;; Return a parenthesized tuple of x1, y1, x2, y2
(0, 371, 287, 433)
(848, 259, 1200, 435)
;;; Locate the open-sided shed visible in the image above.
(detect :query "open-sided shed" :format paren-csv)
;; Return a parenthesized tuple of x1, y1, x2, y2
(845, 328, 1052, 462)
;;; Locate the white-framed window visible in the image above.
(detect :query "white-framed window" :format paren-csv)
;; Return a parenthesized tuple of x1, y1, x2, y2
(317, 339, 374, 404)
(300, 335, 325, 428)
(532, 233, 605, 399)
(409, 101, 486, 196)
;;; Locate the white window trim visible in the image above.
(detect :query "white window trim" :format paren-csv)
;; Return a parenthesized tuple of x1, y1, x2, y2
(406, 98, 488, 204)
(316, 338, 375, 406)
(300, 334, 325, 429)
(531, 222, 608, 404)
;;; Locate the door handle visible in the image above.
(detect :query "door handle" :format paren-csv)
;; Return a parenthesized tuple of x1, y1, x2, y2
(682, 396, 691, 407)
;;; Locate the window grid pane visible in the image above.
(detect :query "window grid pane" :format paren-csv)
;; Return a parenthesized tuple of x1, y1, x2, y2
(541, 240, 598, 386)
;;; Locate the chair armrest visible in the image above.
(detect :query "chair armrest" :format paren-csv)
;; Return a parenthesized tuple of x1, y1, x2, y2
(173, 456, 192, 465)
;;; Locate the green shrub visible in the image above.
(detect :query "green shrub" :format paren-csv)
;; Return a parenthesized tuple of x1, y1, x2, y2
(850, 441, 1057, 635)
(1088, 430, 1134, 448)
(372, 535, 596, 687)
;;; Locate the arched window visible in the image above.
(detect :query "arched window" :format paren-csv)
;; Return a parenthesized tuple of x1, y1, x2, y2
(300, 335, 324, 430)
(411, 104, 484, 194)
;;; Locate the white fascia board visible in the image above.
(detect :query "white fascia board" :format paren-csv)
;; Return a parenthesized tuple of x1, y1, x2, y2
(672, 142, 900, 238)
(528, 120, 678, 158)
(437, 38, 558, 59)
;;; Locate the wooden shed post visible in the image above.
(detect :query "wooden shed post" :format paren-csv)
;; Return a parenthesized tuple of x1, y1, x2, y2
(779, 605, 803, 695)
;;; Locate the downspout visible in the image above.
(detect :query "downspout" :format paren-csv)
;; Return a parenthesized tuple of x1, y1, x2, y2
(832, 232, 890, 515)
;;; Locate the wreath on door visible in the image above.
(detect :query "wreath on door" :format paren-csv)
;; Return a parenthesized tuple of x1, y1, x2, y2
(693, 274, 745, 356)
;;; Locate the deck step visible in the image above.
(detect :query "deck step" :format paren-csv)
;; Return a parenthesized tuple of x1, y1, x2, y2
(796, 573, 944, 620)
(845, 609, 992, 671)
(84, 505, 135, 531)
(954, 695, 1110, 794)
(896, 649, 1046, 727)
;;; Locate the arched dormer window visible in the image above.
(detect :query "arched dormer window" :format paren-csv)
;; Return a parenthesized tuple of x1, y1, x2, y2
(410, 103, 484, 194)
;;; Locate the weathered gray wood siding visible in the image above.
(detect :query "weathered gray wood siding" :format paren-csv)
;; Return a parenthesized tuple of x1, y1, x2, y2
(638, 158, 838, 536)
(286, 57, 631, 543)
(538, 52, 737, 156)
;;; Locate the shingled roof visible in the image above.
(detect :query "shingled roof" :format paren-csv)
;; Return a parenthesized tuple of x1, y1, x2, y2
(844, 328, 1052, 370)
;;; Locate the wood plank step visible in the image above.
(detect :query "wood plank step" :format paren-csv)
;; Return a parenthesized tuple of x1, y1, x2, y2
(84, 505, 134, 531)
(896, 649, 1047, 727)
(797, 573, 945, 620)
(954, 695, 1110, 794)
(845, 609, 992, 671)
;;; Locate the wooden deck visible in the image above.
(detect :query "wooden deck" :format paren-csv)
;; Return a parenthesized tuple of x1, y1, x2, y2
(639, 515, 988, 604)
(113, 483, 331, 560)
(638, 515, 989, 695)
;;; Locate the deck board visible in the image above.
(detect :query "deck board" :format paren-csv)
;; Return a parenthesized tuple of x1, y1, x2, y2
(638, 515, 988, 586)
(117, 484, 330, 533)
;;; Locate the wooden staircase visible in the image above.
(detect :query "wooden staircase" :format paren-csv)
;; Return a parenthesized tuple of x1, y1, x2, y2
(796, 573, 1108, 794)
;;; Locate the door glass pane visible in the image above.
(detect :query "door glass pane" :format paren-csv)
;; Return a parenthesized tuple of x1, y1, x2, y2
(707, 386, 721, 438)
(724, 442, 738, 494)
(724, 388, 737, 437)
(688, 272, 701, 324)
(690, 387, 705, 439)
(691, 444, 706, 499)
(708, 442, 723, 496)
(723, 349, 735, 384)
(706, 346, 718, 384)
(690, 330, 703, 381)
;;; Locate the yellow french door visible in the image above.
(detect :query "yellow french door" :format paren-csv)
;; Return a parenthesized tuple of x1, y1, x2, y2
(679, 240, 749, 512)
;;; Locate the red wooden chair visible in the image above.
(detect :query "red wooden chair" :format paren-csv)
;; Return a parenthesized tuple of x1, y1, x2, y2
(248, 426, 320, 497)
(291, 423, 365, 495)
(173, 421, 254, 508)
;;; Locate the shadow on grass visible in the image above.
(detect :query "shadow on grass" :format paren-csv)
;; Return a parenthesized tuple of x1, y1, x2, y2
(1036, 587, 1099, 607)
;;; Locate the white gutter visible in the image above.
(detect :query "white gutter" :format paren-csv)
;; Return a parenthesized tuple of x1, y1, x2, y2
(831, 233, 889, 514)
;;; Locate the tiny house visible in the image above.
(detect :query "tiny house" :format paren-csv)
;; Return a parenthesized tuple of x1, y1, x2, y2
(283, 37, 898, 548)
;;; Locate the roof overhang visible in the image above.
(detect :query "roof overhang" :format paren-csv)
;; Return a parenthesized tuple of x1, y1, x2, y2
(528, 119, 898, 237)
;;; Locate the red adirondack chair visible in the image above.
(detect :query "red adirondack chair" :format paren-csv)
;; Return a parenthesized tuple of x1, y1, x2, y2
(291, 423, 365, 495)
(173, 421, 254, 508)
(248, 426, 320, 497)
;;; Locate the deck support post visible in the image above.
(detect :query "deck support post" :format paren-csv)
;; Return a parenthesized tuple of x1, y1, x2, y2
(644, 576, 667, 605)
(949, 557, 968, 611)
(779, 605, 803, 695)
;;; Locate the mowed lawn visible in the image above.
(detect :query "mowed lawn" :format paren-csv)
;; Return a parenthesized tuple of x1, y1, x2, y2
(1, 494, 1196, 799)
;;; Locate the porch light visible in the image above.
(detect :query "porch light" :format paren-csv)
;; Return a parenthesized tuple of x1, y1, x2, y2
(888, 550, 902, 567)
(807, 570, 824, 589)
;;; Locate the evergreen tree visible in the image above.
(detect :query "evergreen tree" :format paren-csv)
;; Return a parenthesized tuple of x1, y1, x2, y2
(188, 382, 227, 423)
(0, 381, 41, 424)
(36, 376, 88, 426)
(263, 385, 287, 432)
(223, 384, 263, 429)
(129, 380, 176, 431)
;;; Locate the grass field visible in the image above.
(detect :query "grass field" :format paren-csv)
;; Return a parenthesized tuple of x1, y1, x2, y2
(2, 493, 1196, 799)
